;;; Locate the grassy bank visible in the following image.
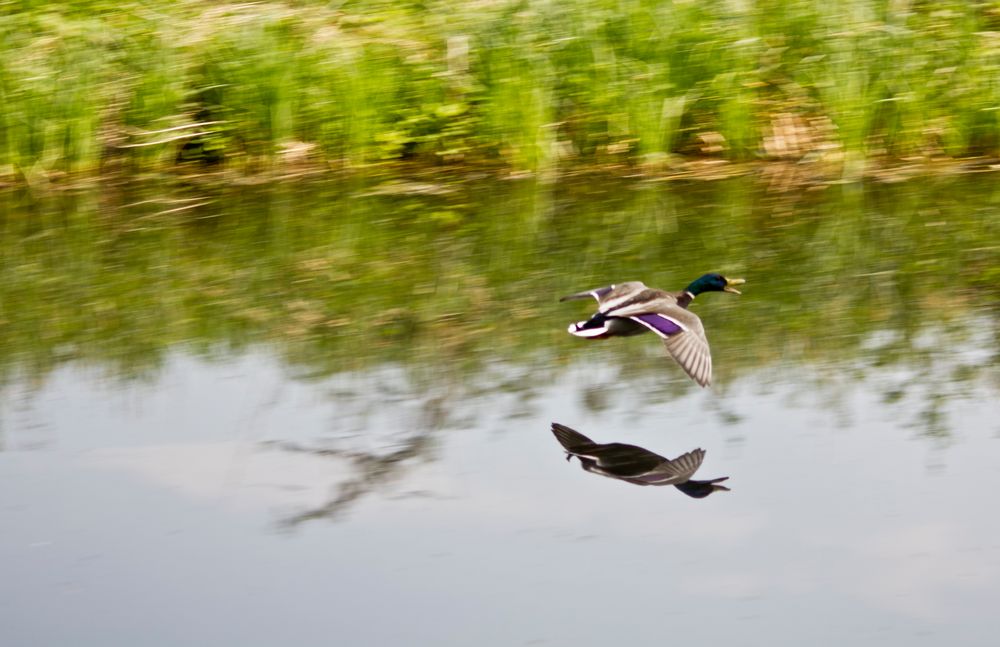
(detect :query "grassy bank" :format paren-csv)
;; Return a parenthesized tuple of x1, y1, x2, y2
(4, 1, 1000, 181)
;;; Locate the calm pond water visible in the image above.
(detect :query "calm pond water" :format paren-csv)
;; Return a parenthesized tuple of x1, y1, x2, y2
(1, 173, 998, 645)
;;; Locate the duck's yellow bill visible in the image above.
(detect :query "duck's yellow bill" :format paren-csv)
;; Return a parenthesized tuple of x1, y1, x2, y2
(723, 277, 746, 294)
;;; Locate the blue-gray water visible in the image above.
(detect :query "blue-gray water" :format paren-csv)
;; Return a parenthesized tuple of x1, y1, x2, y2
(1, 176, 998, 645)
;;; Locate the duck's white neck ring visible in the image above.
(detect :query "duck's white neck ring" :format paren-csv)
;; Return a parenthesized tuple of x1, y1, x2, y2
(684, 291, 695, 300)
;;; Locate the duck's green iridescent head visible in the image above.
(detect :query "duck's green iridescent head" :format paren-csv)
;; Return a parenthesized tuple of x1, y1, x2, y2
(685, 273, 745, 296)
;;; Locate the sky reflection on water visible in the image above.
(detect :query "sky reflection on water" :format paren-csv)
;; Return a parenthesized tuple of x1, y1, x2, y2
(2, 345, 998, 646)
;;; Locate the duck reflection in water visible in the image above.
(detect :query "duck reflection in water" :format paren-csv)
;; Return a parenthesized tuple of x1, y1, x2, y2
(551, 423, 730, 499)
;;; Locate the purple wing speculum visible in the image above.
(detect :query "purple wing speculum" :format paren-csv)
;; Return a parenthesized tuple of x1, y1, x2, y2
(629, 313, 685, 338)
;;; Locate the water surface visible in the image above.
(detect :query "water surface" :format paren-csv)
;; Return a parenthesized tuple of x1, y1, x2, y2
(1, 175, 998, 645)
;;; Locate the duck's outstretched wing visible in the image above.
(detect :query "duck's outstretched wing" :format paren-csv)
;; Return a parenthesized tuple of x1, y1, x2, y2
(661, 325, 712, 388)
(559, 282, 648, 308)
(665, 447, 706, 480)
(625, 448, 706, 485)
(551, 423, 599, 454)
(627, 310, 713, 387)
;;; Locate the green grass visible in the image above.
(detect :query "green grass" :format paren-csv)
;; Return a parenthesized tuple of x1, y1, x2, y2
(5, 0, 1000, 180)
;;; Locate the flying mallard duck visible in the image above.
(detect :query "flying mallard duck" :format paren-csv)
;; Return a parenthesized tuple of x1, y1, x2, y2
(560, 273, 745, 387)
(551, 423, 730, 499)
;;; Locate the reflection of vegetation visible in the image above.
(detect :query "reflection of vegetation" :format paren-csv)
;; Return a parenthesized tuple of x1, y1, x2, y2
(0, 175, 996, 437)
(272, 435, 431, 526)
(268, 392, 449, 527)
(8, 2, 1000, 178)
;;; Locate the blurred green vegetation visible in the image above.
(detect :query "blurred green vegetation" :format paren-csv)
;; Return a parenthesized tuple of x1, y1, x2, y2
(0, 175, 996, 414)
(6, 1, 1000, 180)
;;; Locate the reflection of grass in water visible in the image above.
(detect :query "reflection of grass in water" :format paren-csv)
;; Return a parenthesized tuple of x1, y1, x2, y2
(0, 175, 996, 405)
(6, 2, 1000, 177)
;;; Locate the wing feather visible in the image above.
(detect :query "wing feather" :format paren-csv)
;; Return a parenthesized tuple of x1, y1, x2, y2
(596, 282, 649, 312)
(661, 327, 712, 387)
(560, 282, 647, 306)
(665, 448, 706, 480)
(625, 448, 706, 485)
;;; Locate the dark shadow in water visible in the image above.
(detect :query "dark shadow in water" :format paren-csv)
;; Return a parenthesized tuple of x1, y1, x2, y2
(551, 422, 730, 499)
(267, 395, 449, 528)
